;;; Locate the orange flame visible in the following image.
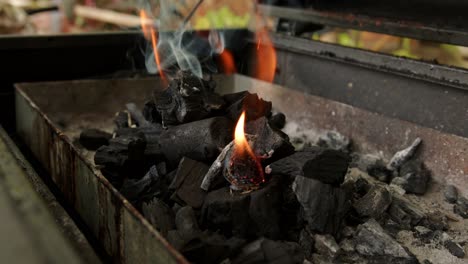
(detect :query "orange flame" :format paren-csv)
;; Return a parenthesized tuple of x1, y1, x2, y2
(218, 49, 237, 75)
(139, 10, 166, 84)
(254, 25, 277, 83)
(230, 111, 264, 188)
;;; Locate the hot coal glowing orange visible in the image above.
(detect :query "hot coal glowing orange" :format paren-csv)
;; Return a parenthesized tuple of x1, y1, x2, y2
(227, 111, 264, 190)
(218, 49, 237, 75)
(139, 10, 167, 84)
(254, 26, 277, 83)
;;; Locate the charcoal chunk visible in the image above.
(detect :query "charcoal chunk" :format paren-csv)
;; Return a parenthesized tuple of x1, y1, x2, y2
(170, 158, 209, 208)
(142, 100, 161, 124)
(267, 146, 350, 186)
(388, 195, 425, 229)
(141, 198, 175, 236)
(114, 111, 132, 129)
(224, 91, 272, 122)
(79, 128, 112, 150)
(183, 232, 246, 264)
(119, 165, 167, 205)
(367, 160, 393, 183)
(175, 206, 201, 241)
(298, 229, 314, 259)
(387, 138, 422, 171)
(293, 176, 350, 236)
(354, 219, 417, 263)
(398, 160, 431, 195)
(232, 238, 303, 264)
(444, 240, 465, 258)
(353, 185, 392, 218)
(314, 234, 341, 260)
(444, 185, 458, 204)
(421, 211, 449, 231)
(454, 197, 468, 219)
(269, 112, 286, 129)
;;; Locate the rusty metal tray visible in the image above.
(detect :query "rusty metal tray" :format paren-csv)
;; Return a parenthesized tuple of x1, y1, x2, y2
(15, 74, 468, 263)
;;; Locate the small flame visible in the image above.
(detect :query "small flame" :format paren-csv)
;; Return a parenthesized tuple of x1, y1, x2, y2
(254, 24, 277, 83)
(219, 49, 237, 75)
(140, 10, 167, 84)
(230, 111, 264, 188)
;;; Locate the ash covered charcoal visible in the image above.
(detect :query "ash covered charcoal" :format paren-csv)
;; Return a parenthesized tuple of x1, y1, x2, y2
(169, 158, 209, 209)
(395, 160, 431, 195)
(387, 195, 425, 230)
(152, 71, 225, 126)
(367, 159, 394, 183)
(353, 185, 392, 218)
(317, 131, 351, 153)
(141, 198, 175, 236)
(387, 138, 422, 171)
(354, 219, 418, 263)
(266, 146, 350, 186)
(269, 112, 286, 129)
(223, 91, 272, 122)
(444, 240, 465, 258)
(293, 176, 350, 236)
(454, 196, 468, 219)
(79, 128, 112, 150)
(444, 185, 458, 204)
(158, 117, 233, 167)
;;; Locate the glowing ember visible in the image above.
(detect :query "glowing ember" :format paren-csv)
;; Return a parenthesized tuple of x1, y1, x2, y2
(225, 111, 264, 191)
(254, 25, 277, 83)
(139, 10, 167, 84)
(218, 49, 237, 75)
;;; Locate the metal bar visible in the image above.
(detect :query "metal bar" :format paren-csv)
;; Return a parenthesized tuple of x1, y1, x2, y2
(258, 4, 468, 47)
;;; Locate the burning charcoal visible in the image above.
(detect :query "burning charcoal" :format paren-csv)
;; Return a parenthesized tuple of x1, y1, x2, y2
(201, 187, 251, 237)
(267, 146, 350, 186)
(354, 219, 417, 263)
(119, 165, 168, 205)
(158, 117, 234, 167)
(454, 197, 468, 219)
(224, 91, 272, 122)
(387, 138, 422, 171)
(367, 160, 393, 183)
(170, 158, 209, 208)
(353, 185, 392, 218)
(114, 111, 132, 128)
(153, 72, 225, 126)
(298, 229, 314, 259)
(388, 195, 425, 229)
(444, 185, 458, 204)
(142, 100, 161, 124)
(79, 128, 112, 150)
(175, 206, 201, 241)
(317, 131, 351, 153)
(141, 198, 175, 236)
(444, 240, 465, 258)
(314, 234, 341, 260)
(398, 160, 431, 195)
(126, 103, 151, 127)
(245, 117, 295, 161)
(249, 175, 283, 239)
(293, 176, 350, 236)
(269, 112, 286, 129)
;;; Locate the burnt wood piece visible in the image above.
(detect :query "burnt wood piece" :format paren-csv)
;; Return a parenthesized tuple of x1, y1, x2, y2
(292, 176, 350, 236)
(142, 100, 161, 124)
(388, 195, 425, 229)
(397, 160, 431, 195)
(158, 117, 234, 167)
(200, 141, 234, 191)
(153, 71, 225, 126)
(79, 128, 112, 150)
(224, 91, 272, 122)
(353, 185, 392, 218)
(387, 138, 422, 171)
(141, 198, 175, 236)
(115, 125, 164, 157)
(269, 112, 286, 129)
(119, 165, 169, 205)
(170, 157, 209, 209)
(126, 102, 151, 127)
(266, 146, 350, 186)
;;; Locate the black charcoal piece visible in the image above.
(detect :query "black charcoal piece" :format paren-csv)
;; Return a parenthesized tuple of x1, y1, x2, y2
(317, 131, 351, 153)
(353, 185, 392, 218)
(353, 178, 371, 198)
(175, 206, 201, 241)
(142, 100, 161, 124)
(388, 196, 425, 229)
(246, 117, 294, 161)
(114, 111, 131, 128)
(354, 219, 416, 262)
(261, 239, 303, 264)
(444, 185, 458, 204)
(367, 160, 393, 183)
(119, 165, 167, 205)
(170, 157, 209, 209)
(269, 112, 286, 129)
(267, 146, 350, 186)
(79, 128, 112, 150)
(231, 238, 266, 264)
(224, 91, 272, 122)
(249, 175, 282, 239)
(421, 211, 448, 231)
(298, 229, 314, 259)
(141, 198, 175, 236)
(387, 138, 422, 171)
(413, 226, 434, 242)
(201, 187, 251, 237)
(314, 234, 341, 260)
(158, 117, 233, 166)
(153, 72, 225, 126)
(454, 197, 468, 219)
(444, 240, 465, 258)
(339, 239, 355, 253)
(293, 176, 350, 236)
(399, 160, 431, 195)
(126, 103, 151, 127)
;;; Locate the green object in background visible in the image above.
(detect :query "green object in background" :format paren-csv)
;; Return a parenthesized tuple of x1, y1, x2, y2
(195, 6, 250, 29)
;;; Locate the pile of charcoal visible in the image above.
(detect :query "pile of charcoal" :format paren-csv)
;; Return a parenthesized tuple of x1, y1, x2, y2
(78, 72, 467, 264)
